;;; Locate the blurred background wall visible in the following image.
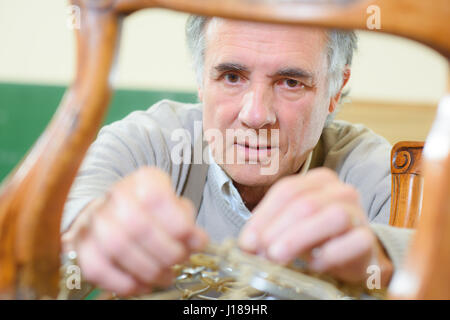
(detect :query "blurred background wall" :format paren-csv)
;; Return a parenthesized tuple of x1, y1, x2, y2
(0, 0, 448, 179)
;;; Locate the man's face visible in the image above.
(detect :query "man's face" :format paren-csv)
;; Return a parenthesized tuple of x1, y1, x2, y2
(200, 18, 335, 187)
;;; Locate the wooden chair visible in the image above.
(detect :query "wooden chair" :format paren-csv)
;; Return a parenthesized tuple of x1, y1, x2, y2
(390, 141, 424, 229)
(0, 0, 448, 299)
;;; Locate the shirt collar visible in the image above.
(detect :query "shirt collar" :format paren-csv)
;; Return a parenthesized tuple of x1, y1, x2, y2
(208, 148, 313, 193)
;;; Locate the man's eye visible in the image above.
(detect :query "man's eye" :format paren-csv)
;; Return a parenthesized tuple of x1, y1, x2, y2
(286, 79, 298, 87)
(224, 73, 240, 84)
(277, 78, 305, 89)
(284, 79, 302, 88)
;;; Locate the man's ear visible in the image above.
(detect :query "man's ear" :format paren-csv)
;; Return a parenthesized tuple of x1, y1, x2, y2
(328, 66, 351, 113)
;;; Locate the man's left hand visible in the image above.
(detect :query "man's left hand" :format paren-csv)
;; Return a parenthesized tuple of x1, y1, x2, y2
(238, 168, 393, 286)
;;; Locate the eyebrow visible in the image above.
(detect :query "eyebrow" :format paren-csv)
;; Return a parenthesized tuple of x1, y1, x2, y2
(213, 63, 314, 82)
(274, 67, 314, 81)
(214, 62, 249, 74)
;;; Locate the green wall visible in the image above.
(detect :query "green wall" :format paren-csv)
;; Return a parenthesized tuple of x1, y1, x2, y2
(0, 82, 197, 181)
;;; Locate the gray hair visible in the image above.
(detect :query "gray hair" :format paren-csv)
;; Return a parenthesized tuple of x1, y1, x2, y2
(185, 15, 357, 120)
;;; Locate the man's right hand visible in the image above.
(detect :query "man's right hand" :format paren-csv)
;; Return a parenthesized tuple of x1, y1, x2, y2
(62, 167, 208, 297)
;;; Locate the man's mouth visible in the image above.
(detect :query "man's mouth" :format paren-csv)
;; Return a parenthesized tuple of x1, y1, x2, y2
(234, 142, 277, 162)
(238, 142, 272, 150)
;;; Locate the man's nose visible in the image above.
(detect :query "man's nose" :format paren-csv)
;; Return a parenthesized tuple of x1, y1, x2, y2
(238, 85, 276, 129)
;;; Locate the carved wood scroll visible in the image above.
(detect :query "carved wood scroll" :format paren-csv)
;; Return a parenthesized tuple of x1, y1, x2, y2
(390, 141, 424, 228)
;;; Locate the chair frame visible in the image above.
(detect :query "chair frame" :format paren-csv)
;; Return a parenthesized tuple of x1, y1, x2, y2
(0, 0, 449, 299)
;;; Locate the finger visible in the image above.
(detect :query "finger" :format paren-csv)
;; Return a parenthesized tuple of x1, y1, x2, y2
(130, 166, 174, 205)
(107, 194, 192, 266)
(260, 184, 365, 249)
(152, 268, 176, 289)
(110, 198, 190, 267)
(308, 227, 375, 282)
(240, 168, 339, 251)
(187, 226, 209, 251)
(149, 195, 198, 241)
(245, 199, 313, 255)
(266, 204, 353, 263)
(77, 238, 143, 297)
(130, 197, 204, 265)
(177, 197, 210, 251)
(257, 185, 346, 249)
(177, 197, 196, 221)
(113, 167, 196, 241)
(132, 215, 189, 267)
(93, 213, 167, 285)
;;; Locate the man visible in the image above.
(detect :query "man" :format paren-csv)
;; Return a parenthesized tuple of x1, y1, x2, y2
(62, 15, 413, 297)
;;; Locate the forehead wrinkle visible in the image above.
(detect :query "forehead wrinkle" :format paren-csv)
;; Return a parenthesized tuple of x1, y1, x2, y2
(205, 19, 328, 84)
(207, 18, 327, 50)
(206, 19, 316, 55)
